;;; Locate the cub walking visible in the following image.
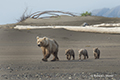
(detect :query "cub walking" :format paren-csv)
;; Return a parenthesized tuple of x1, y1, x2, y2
(65, 49, 75, 60)
(93, 47, 100, 59)
(78, 49, 88, 60)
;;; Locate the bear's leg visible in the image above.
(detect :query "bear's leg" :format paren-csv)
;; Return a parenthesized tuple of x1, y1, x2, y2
(41, 48, 46, 58)
(86, 53, 89, 59)
(51, 52, 59, 61)
(67, 55, 71, 60)
(41, 48, 48, 61)
(55, 53, 59, 61)
(99, 54, 100, 59)
(94, 53, 97, 59)
(73, 54, 75, 60)
(42, 54, 51, 62)
(84, 56, 86, 59)
(96, 54, 98, 59)
(98, 53, 100, 59)
(66, 55, 71, 60)
(42, 50, 51, 62)
(66, 55, 68, 60)
(42, 58, 47, 62)
(79, 54, 81, 60)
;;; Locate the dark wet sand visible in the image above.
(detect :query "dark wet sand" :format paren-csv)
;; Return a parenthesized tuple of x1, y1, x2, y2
(0, 28, 120, 80)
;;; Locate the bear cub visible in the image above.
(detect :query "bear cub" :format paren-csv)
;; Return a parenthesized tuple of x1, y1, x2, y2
(65, 49, 75, 60)
(93, 47, 100, 59)
(78, 49, 89, 60)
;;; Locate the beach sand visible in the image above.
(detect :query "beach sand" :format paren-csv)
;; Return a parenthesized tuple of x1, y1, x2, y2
(0, 27, 120, 80)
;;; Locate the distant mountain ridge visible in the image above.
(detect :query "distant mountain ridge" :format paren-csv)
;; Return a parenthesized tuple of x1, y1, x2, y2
(92, 5, 120, 17)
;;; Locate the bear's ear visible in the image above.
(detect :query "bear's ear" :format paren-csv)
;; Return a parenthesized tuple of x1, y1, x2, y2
(36, 36, 39, 39)
(43, 37, 46, 40)
(43, 36, 47, 40)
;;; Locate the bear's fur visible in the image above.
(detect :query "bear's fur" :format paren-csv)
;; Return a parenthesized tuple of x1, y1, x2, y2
(93, 47, 100, 59)
(36, 36, 59, 61)
(65, 49, 75, 60)
(78, 49, 88, 60)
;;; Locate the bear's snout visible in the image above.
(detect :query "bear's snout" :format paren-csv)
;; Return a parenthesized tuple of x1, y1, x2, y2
(38, 44, 41, 47)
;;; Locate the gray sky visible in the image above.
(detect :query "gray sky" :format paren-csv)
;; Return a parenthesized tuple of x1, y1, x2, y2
(0, 0, 120, 24)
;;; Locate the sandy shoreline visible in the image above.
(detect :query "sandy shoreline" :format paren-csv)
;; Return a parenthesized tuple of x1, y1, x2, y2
(0, 27, 120, 80)
(0, 16, 120, 79)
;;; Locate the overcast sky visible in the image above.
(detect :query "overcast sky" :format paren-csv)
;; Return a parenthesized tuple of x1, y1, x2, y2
(0, 0, 120, 25)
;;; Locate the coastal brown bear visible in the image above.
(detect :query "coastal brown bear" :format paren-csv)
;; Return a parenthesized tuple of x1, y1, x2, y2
(93, 47, 100, 59)
(36, 36, 59, 61)
(65, 49, 75, 60)
(78, 49, 88, 60)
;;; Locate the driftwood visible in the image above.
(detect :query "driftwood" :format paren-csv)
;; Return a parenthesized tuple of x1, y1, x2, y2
(17, 8, 30, 22)
(18, 10, 76, 22)
(30, 11, 76, 19)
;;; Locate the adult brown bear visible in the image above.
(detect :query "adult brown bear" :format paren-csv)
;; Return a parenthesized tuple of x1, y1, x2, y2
(36, 36, 59, 61)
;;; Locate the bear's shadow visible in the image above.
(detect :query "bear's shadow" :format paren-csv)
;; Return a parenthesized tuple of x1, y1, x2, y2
(50, 59, 92, 62)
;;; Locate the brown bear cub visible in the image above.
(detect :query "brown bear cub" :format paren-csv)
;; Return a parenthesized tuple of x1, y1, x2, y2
(93, 47, 100, 59)
(36, 36, 59, 62)
(65, 49, 75, 60)
(78, 49, 89, 60)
